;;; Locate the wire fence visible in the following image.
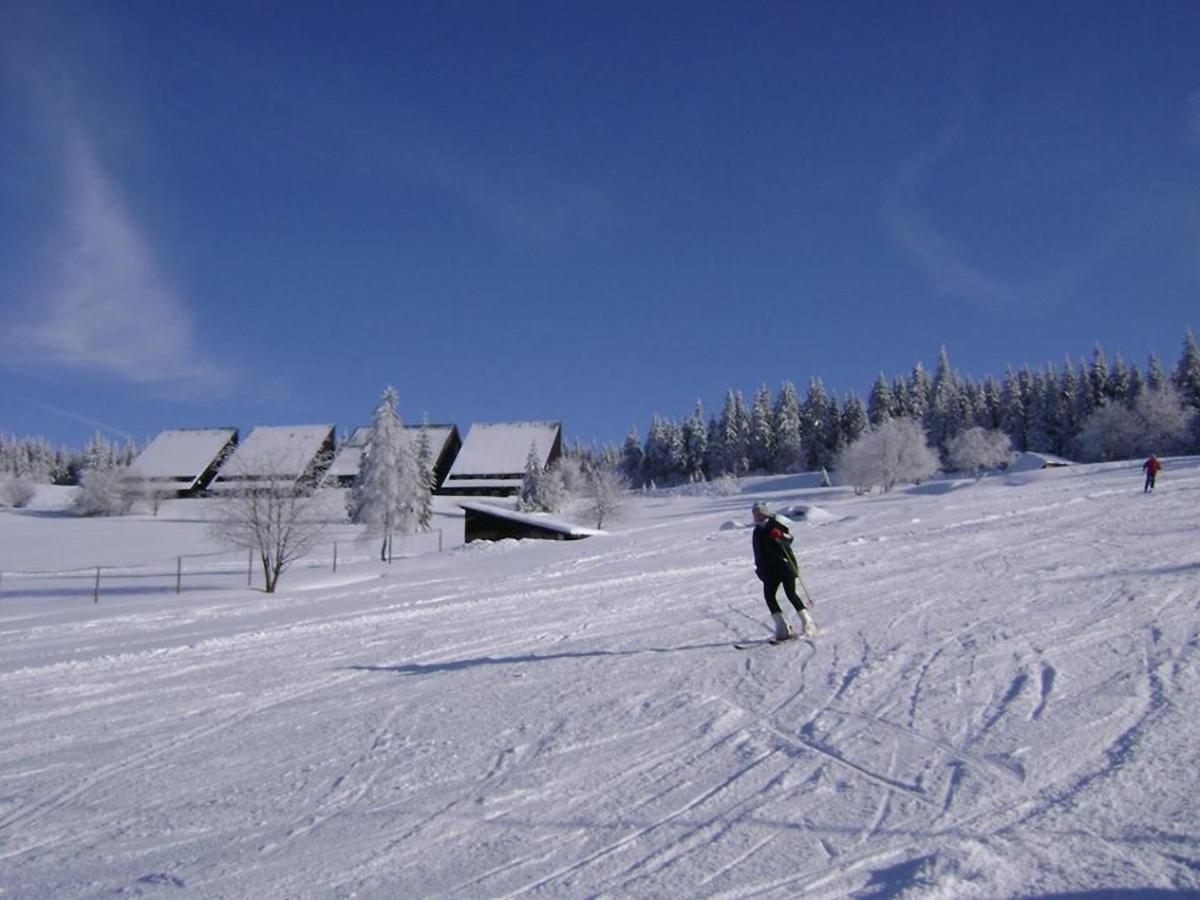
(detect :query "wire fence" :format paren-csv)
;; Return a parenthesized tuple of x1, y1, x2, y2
(0, 529, 445, 603)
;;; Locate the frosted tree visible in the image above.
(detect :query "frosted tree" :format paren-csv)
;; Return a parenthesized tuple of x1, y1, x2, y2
(351, 387, 419, 561)
(74, 467, 135, 516)
(946, 427, 1015, 476)
(835, 418, 940, 494)
(0, 478, 36, 508)
(1075, 383, 1196, 462)
(585, 463, 629, 528)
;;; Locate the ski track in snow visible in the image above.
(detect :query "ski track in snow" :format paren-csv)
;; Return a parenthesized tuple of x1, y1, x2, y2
(1, 459, 1199, 896)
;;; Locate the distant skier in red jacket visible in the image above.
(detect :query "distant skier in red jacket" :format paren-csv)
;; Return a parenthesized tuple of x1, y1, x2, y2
(1142, 455, 1162, 493)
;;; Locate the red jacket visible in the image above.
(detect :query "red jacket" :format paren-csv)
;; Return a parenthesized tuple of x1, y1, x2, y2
(1143, 457, 1161, 474)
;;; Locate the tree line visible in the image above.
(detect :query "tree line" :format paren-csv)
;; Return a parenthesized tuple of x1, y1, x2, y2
(620, 329, 1200, 487)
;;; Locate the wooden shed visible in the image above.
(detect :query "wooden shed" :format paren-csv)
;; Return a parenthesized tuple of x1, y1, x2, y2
(460, 501, 599, 543)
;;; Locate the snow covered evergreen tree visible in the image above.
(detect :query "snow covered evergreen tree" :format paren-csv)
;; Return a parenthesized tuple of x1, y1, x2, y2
(748, 384, 775, 473)
(519, 442, 545, 511)
(620, 426, 644, 486)
(351, 387, 420, 561)
(1147, 352, 1168, 393)
(772, 381, 804, 473)
(867, 373, 894, 426)
(681, 402, 708, 481)
(414, 425, 436, 531)
(712, 390, 749, 476)
(840, 392, 868, 448)
(1173, 328, 1200, 410)
(908, 362, 931, 423)
(802, 377, 834, 471)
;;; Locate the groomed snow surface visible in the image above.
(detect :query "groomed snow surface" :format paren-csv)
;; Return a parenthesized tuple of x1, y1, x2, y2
(1, 459, 1198, 898)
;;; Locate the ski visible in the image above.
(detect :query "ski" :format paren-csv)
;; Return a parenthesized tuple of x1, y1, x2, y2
(734, 634, 801, 649)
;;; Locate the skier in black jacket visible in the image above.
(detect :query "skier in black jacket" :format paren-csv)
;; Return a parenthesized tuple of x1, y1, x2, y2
(751, 501, 816, 640)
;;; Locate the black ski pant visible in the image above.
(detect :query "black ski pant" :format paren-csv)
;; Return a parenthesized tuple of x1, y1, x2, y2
(762, 575, 806, 616)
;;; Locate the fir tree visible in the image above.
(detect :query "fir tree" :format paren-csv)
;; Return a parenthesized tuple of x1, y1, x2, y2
(867, 373, 894, 426)
(748, 384, 775, 472)
(351, 387, 419, 561)
(772, 381, 804, 473)
(1172, 327, 1200, 409)
(620, 426, 644, 486)
(682, 402, 708, 481)
(840, 392, 868, 448)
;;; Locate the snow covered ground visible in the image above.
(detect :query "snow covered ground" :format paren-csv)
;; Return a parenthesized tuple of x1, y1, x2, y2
(1, 459, 1198, 898)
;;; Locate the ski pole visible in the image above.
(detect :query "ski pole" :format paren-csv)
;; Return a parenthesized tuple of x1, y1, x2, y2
(796, 566, 815, 608)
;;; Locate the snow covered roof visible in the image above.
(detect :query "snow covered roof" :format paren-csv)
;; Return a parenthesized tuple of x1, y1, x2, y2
(212, 425, 334, 492)
(442, 421, 561, 494)
(326, 424, 459, 482)
(459, 501, 601, 541)
(128, 429, 237, 491)
(1009, 451, 1073, 473)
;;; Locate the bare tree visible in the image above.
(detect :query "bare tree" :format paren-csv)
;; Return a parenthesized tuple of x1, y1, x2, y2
(211, 457, 328, 593)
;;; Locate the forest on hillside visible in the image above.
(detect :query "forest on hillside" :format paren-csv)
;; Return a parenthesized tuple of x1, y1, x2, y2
(620, 329, 1200, 487)
(4, 330, 1200, 491)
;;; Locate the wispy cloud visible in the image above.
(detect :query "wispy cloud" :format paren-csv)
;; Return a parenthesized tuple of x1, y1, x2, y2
(5, 129, 233, 395)
(883, 125, 1109, 316)
(6, 392, 135, 441)
(0, 11, 233, 398)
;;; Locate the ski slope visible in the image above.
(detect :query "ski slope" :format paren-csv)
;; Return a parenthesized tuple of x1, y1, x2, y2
(1, 458, 1198, 898)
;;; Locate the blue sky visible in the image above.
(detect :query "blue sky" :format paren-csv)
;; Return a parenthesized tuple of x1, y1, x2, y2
(2, 1, 1198, 450)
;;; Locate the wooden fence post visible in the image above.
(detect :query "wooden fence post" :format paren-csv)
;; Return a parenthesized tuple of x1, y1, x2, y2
(247, 549, 253, 587)
(176, 556, 182, 594)
(93, 567, 101, 604)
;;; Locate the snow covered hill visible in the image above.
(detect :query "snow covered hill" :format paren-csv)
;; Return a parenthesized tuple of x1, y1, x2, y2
(1, 458, 1198, 898)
